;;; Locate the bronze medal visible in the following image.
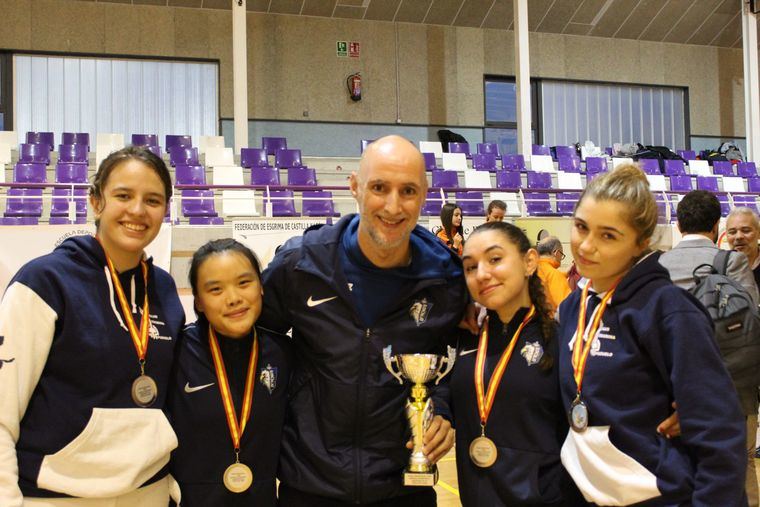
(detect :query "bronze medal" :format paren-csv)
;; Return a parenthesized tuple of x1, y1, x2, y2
(131, 374, 158, 407)
(469, 435, 498, 468)
(223, 462, 253, 493)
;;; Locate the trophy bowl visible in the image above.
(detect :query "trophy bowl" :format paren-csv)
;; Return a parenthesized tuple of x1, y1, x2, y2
(383, 346, 456, 486)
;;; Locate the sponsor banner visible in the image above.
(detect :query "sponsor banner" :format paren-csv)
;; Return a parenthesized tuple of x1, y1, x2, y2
(0, 223, 172, 296)
(232, 219, 327, 268)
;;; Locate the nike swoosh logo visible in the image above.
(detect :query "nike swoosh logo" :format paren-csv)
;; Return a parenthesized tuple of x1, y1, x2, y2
(184, 382, 215, 393)
(307, 295, 338, 307)
(460, 348, 478, 356)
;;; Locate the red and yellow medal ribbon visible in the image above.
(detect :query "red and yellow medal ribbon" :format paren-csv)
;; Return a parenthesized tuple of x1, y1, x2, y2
(474, 306, 536, 427)
(99, 238, 151, 365)
(208, 327, 259, 452)
(571, 282, 616, 393)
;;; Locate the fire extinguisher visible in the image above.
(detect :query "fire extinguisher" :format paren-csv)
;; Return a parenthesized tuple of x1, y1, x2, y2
(347, 72, 362, 102)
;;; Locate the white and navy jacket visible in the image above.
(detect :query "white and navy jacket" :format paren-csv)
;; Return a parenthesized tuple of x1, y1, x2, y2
(451, 309, 585, 506)
(168, 321, 291, 507)
(557, 252, 746, 507)
(0, 235, 184, 506)
(259, 214, 468, 504)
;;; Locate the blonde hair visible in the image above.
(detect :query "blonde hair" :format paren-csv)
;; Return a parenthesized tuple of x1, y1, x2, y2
(576, 164, 658, 244)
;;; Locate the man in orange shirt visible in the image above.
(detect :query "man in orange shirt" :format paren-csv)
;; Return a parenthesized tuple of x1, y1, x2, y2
(536, 236, 570, 312)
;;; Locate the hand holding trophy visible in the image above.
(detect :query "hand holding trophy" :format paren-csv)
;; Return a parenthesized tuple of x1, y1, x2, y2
(383, 345, 456, 486)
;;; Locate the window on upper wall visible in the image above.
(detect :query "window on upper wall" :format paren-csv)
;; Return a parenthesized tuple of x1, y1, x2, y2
(483, 77, 538, 155)
(540, 80, 688, 150)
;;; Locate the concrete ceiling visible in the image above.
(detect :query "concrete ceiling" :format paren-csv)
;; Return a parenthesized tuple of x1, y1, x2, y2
(75, 0, 748, 48)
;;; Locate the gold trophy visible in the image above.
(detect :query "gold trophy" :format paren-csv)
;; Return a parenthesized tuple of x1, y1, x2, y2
(383, 345, 456, 486)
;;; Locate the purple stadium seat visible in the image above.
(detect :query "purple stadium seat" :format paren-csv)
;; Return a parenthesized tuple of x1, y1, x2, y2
(737, 162, 758, 178)
(556, 192, 580, 216)
(696, 176, 719, 192)
(14, 163, 47, 183)
(56, 163, 87, 183)
(360, 139, 374, 153)
(524, 172, 554, 216)
(175, 164, 206, 185)
(604, 147, 613, 156)
(496, 171, 521, 189)
(26, 132, 54, 151)
(448, 143, 471, 159)
(287, 167, 317, 186)
(554, 146, 576, 160)
(165, 135, 192, 151)
(431, 170, 458, 188)
(472, 153, 497, 172)
(262, 137, 287, 156)
(266, 190, 297, 217)
(663, 160, 686, 176)
(181, 189, 224, 225)
(669, 175, 693, 192)
(747, 177, 760, 193)
(131, 134, 158, 147)
(19, 143, 51, 165)
(677, 150, 696, 161)
(455, 191, 485, 216)
(711, 161, 734, 176)
(527, 171, 552, 190)
(423, 152, 438, 171)
(558, 155, 581, 173)
(477, 143, 499, 156)
(240, 148, 270, 169)
(585, 157, 608, 174)
(4, 188, 43, 220)
(302, 190, 339, 217)
(147, 145, 162, 158)
(251, 168, 281, 186)
(275, 149, 303, 169)
(638, 159, 660, 175)
(62, 132, 90, 149)
(169, 147, 199, 167)
(50, 187, 87, 223)
(733, 195, 759, 214)
(502, 154, 526, 171)
(58, 144, 89, 164)
(421, 190, 446, 216)
(532, 144, 551, 157)
(718, 195, 731, 216)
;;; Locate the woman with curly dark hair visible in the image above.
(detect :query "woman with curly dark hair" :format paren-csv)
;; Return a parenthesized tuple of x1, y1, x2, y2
(450, 221, 584, 506)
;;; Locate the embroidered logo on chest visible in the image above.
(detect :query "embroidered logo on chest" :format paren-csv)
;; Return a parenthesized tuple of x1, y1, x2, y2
(567, 323, 616, 358)
(520, 341, 543, 366)
(409, 298, 433, 326)
(259, 364, 278, 394)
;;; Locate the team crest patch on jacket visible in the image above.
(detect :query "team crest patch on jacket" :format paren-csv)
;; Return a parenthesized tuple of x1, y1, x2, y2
(520, 341, 543, 366)
(409, 298, 433, 326)
(259, 364, 278, 394)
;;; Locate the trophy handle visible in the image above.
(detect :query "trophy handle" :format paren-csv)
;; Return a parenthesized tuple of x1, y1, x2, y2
(434, 346, 456, 385)
(383, 345, 404, 385)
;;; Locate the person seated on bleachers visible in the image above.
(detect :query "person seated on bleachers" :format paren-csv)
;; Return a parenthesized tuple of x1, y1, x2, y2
(535, 236, 571, 313)
(437, 203, 464, 256)
(485, 200, 506, 223)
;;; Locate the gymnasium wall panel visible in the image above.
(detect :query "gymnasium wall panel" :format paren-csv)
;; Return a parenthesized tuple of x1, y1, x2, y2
(14, 55, 218, 146)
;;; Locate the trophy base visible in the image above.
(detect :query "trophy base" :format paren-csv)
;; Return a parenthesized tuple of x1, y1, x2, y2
(403, 466, 439, 487)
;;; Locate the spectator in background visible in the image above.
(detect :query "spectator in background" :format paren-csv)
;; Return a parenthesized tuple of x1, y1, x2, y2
(659, 190, 759, 507)
(485, 200, 506, 223)
(437, 203, 464, 256)
(536, 236, 571, 312)
(726, 207, 760, 290)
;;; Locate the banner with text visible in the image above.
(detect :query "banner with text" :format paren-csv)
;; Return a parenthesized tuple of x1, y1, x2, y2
(232, 219, 328, 268)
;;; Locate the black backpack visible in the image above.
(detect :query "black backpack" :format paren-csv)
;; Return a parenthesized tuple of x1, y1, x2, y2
(689, 250, 760, 389)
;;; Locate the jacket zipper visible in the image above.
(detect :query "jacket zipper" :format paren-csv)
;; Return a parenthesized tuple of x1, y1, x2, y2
(354, 327, 371, 504)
